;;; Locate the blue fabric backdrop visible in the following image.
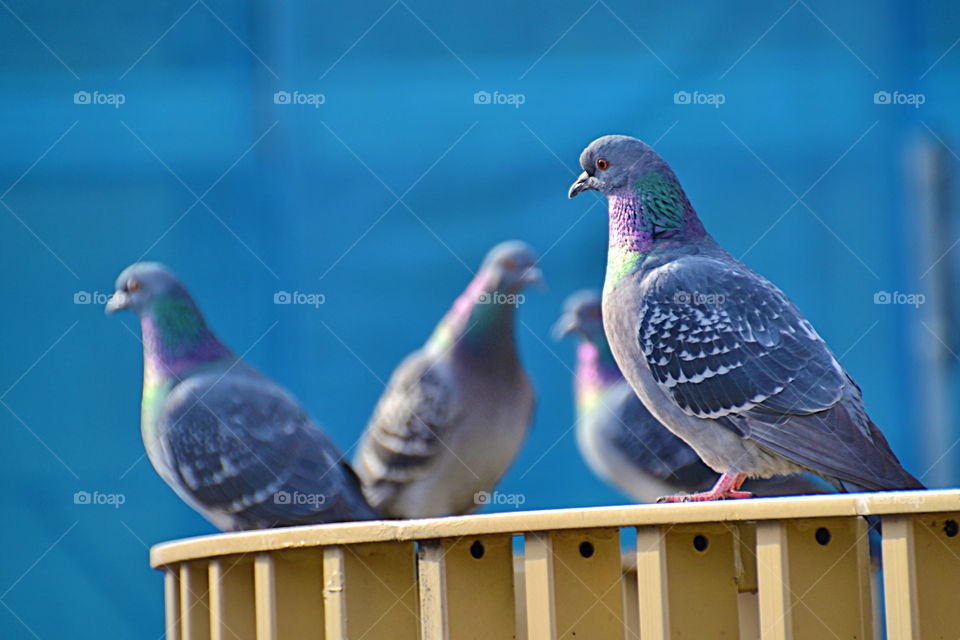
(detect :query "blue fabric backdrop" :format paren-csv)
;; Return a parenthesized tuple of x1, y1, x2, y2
(1, 1, 958, 636)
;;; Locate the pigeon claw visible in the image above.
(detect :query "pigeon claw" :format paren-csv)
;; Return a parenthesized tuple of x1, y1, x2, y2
(656, 489, 753, 503)
(656, 472, 753, 503)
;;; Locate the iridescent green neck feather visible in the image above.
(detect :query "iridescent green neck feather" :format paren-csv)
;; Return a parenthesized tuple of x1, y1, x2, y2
(427, 272, 516, 358)
(603, 170, 703, 295)
(141, 294, 232, 388)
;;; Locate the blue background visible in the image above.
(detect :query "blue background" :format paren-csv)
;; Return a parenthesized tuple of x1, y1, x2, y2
(2, 1, 959, 636)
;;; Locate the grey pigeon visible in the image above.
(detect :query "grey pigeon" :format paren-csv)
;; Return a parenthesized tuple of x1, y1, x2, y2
(555, 290, 832, 502)
(107, 262, 376, 530)
(569, 136, 924, 500)
(353, 241, 540, 518)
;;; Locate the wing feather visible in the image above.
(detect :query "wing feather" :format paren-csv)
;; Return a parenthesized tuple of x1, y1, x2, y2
(160, 367, 373, 530)
(637, 256, 922, 489)
(353, 351, 460, 509)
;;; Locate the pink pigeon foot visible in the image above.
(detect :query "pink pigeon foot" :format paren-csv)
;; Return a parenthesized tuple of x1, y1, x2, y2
(657, 472, 753, 503)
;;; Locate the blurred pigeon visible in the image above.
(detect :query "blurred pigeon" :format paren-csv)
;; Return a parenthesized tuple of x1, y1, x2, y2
(354, 241, 540, 518)
(555, 290, 832, 502)
(107, 262, 376, 530)
(569, 135, 924, 500)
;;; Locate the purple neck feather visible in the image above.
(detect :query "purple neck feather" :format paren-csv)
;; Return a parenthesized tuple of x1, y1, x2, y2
(443, 273, 491, 331)
(431, 270, 517, 358)
(575, 340, 622, 392)
(608, 194, 654, 253)
(141, 301, 232, 382)
(607, 179, 706, 254)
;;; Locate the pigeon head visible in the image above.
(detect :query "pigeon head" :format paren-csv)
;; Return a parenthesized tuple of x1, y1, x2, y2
(428, 240, 544, 353)
(569, 134, 706, 267)
(105, 262, 190, 315)
(479, 240, 544, 293)
(552, 290, 604, 341)
(107, 262, 231, 377)
(568, 135, 669, 198)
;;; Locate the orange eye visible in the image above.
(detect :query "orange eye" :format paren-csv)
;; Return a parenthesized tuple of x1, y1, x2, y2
(127, 278, 141, 292)
(502, 258, 517, 270)
(596, 158, 609, 171)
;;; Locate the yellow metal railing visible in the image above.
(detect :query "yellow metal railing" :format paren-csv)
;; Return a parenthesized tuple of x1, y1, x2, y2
(150, 489, 960, 639)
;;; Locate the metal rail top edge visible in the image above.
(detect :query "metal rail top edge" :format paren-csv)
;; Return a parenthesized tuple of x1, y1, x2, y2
(150, 489, 959, 568)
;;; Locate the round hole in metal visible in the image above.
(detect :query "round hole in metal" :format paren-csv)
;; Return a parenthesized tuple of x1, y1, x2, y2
(693, 534, 709, 552)
(815, 527, 831, 546)
(944, 520, 959, 538)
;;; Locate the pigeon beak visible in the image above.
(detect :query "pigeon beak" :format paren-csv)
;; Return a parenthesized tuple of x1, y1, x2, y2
(551, 314, 578, 340)
(104, 290, 127, 314)
(521, 266, 546, 290)
(568, 171, 597, 198)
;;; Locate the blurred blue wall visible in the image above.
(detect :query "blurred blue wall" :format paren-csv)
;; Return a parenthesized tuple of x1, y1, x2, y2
(1, 1, 958, 636)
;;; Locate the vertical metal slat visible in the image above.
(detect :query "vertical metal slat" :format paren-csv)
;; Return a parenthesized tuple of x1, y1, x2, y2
(165, 568, 182, 640)
(180, 562, 211, 640)
(254, 553, 277, 640)
(323, 542, 418, 640)
(524, 528, 623, 640)
(209, 556, 256, 640)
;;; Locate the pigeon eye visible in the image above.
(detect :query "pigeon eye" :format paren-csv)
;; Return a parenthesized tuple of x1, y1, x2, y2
(596, 158, 609, 171)
(126, 278, 141, 292)
(502, 258, 517, 270)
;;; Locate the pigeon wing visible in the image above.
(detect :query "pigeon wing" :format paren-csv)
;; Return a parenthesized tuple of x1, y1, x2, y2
(354, 350, 460, 507)
(159, 367, 373, 530)
(637, 256, 920, 489)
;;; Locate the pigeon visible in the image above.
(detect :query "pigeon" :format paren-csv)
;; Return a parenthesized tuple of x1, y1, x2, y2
(353, 241, 540, 518)
(568, 135, 924, 501)
(106, 262, 376, 530)
(554, 290, 832, 502)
